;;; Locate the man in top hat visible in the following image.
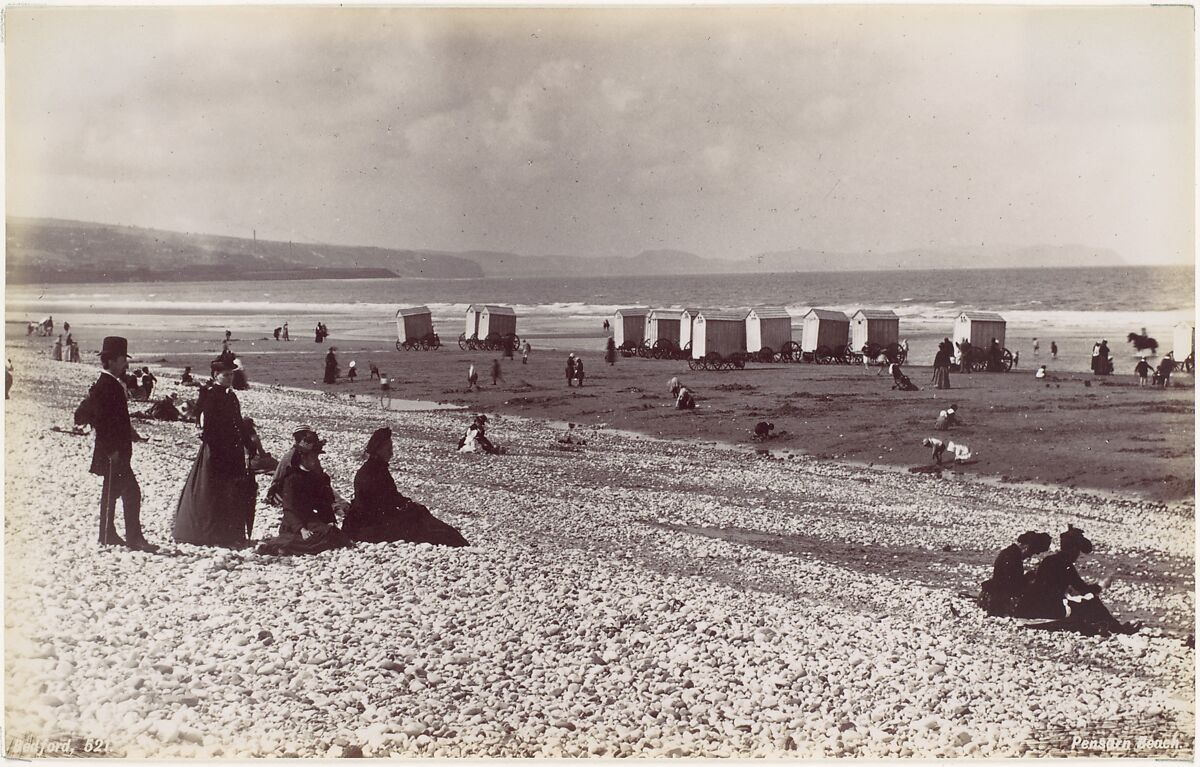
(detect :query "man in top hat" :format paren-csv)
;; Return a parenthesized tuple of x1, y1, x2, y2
(89, 336, 158, 551)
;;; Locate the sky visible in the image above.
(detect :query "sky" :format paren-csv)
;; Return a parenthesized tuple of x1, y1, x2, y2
(6, 5, 1195, 263)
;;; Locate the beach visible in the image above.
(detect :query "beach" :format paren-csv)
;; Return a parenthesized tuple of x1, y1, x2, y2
(3, 334, 1195, 757)
(12, 314, 1192, 502)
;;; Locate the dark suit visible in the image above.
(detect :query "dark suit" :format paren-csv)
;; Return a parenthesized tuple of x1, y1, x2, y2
(89, 371, 145, 544)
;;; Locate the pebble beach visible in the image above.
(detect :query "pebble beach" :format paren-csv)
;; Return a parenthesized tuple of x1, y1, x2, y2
(3, 348, 1194, 758)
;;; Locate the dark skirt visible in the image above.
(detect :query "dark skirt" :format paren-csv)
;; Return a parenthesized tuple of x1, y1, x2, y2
(173, 444, 256, 546)
(344, 504, 468, 547)
(256, 523, 354, 556)
(932, 365, 952, 389)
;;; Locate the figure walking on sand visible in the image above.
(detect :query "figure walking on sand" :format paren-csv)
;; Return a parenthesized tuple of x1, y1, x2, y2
(173, 358, 256, 546)
(83, 336, 158, 552)
(565, 353, 576, 387)
(574, 357, 585, 387)
(605, 338, 617, 366)
(521, 340, 531, 365)
(324, 347, 339, 384)
(491, 358, 503, 386)
(282, 322, 290, 341)
(467, 363, 479, 391)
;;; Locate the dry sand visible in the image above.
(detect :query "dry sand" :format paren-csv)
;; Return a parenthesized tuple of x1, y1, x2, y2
(2, 335, 1195, 757)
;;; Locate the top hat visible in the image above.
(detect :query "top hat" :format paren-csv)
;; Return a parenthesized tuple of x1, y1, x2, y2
(99, 336, 133, 360)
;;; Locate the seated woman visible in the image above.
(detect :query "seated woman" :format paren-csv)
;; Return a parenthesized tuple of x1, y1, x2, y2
(255, 430, 354, 556)
(346, 428, 468, 546)
(458, 414, 500, 454)
(1016, 526, 1139, 635)
(676, 386, 697, 410)
(979, 531, 1051, 616)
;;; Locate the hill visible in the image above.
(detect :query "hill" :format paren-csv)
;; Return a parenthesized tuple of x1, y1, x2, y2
(5, 217, 1129, 283)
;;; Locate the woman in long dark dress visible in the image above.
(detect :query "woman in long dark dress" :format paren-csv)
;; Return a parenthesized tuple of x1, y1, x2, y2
(173, 359, 256, 546)
(931, 338, 953, 389)
(345, 428, 469, 546)
(256, 431, 354, 556)
(324, 347, 339, 384)
(1016, 526, 1139, 635)
(979, 531, 1051, 616)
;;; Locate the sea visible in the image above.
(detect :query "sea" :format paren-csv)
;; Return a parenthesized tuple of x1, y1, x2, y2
(5, 265, 1196, 373)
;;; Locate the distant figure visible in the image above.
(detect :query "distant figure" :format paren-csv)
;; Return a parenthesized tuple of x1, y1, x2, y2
(1155, 353, 1174, 387)
(315, 323, 324, 343)
(491, 358, 503, 386)
(1013, 351, 1020, 369)
(458, 414, 500, 454)
(1090, 341, 1102, 375)
(53, 335, 63, 361)
(934, 404, 960, 430)
(1035, 365, 1047, 379)
(231, 357, 249, 390)
(139, 367, 158, 399)
(1135, 357, 1150, 386)
(224, 329, 232, 344)
(217, 341, 235, 366)
(676, 386, 696, 410)
(369, 362, 381, 381)
(668, 376, 681, 398)
(521, 340, 531, 365)
(574, 357, 585, 387)
(752, 421, 775, 440)
(988, 338, 1004, 372)
(603, 319, 610, 333)
(565, 353, 576, 387)
(282, 322, 290, 341)
(181, 366, 197, 386)
(1033, 338, 1040, 356)
(467, 363, 479, 391)
(889, 362, 918, 391)
(503, 336, 515, 360)
(922, 437, 974, 465)
(1050, 341, 1058, 360)
(347, 360, 357, 383)
(5, 358, 13, 399)
(957, 340, 973, 374)
(61, 323, 74, 362)
(1097, 340, 1112, 375)
(324, 347, 339, 384)
(273, 327, 282, 341)
(70, 339, 81, 363)
(605, 337, 617, 366)
(26, 322, 35, 336)
(932, 337, 953, 390)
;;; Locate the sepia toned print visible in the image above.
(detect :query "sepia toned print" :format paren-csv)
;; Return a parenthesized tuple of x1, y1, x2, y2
(4, 5, 1194, 758)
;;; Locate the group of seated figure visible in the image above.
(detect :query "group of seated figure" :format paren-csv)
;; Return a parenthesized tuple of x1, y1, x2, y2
(980, 526, 1140, 636)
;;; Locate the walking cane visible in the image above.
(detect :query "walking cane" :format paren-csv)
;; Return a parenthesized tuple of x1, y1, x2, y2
(100, 457, 118, 543)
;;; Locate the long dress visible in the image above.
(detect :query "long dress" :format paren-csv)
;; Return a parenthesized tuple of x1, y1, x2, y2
(932, 342, 952, 389)
(1015, 550, 1129, 634)
(324, 352, 338, 384)
(979, 543, 1028, 616)
(173, 384, 256, 546)
(343, 456, 468, 546)
(255, 464, 354, 556)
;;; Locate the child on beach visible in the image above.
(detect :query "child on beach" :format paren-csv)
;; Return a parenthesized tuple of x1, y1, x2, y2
(934, 404, 960, 430)
(668, 376, 681, 398)
(1135, 357, 1151, 386)
(369, 362, 381, 381)
(922, 437, 975, 465)
(1035, 365, 1047, 379)
(348, 360, 357, 383)
(521, 341, 531, 365)
(574, 358, 585, 387)
(676, 386, 697, 410)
